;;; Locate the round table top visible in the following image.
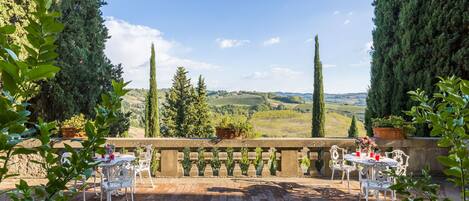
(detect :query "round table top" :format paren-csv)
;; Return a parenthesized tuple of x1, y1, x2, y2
(344, 153, 398, 167)
(95, 154, 136, 167)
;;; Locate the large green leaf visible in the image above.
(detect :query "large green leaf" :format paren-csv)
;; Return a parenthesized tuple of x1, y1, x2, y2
(0, 25, 16, 34)
(25, 65, 60, 82)
(0, 60, 19, 80)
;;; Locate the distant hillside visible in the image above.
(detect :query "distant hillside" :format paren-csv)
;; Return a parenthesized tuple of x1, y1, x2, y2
(274, 92, 367, 106)
(122, 89, 367, 137)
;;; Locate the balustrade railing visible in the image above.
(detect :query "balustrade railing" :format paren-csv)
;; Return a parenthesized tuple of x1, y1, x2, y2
(49, 137, 447, 178)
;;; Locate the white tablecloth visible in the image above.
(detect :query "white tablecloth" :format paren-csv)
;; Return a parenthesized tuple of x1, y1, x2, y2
(95, 154, 136, 167)
(344, 153, 398, 167)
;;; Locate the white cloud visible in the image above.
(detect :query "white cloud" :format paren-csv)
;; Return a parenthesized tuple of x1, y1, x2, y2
(348, 12, 353, 16)
(263, 37, 280, 46)
(333, 10, 340, 15)
(305, 38, 314, 43)
(344, 19, 351, 25)
(240, 66, 310, 92)
(323, 64, 337, 68)
(350, 41, 373, 67)
(364, 41, 373, 53)
(243, 66, 301, 80)
(216, 38, 250, 48)
(104, 17, 219, 88)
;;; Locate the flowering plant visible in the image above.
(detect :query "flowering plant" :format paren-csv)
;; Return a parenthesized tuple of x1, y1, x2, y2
(355, 136, 378, 153)
(105, 144, 115, 155)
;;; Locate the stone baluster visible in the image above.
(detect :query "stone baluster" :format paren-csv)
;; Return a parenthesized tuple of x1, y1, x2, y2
(190, 163, 198, 177)
(189, 151, 199, 177)
(204, 163, 213, 177)
(233, 161, 242, 177)
(219, 161, 228, 177)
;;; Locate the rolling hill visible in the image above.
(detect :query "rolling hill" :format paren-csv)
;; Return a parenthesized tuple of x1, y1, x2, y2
(122, 89, 367, 138)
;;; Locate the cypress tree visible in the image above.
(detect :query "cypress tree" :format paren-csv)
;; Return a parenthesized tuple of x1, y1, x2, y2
(366, 0, 469, 136)
(312, 35, 325, 137)
(32, 0, 121, 122)
(145, 43, 160, 137)
(161, 67, 196, 137)
(193, 75, 214, 138)
(348, 116, 359, 138)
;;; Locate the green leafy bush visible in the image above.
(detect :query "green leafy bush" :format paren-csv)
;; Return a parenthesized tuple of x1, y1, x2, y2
(372, 115, 405, 128)
(240, 147, 249, 175)
(61, 113, 86, 130)
(254, 147, 263, 175)
(211, 147, 221, 176)
(406, 76, 469, 200)
(182, 147, 191, 176)
(226, 147, 234, 176)
(214, 115, 257, 138)
(300, 155, 311, 171)
(268, 148, 278, 175)
(197, 147, 206, 176)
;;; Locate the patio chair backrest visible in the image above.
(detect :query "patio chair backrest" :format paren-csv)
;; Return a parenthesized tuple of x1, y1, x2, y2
(372, 162, 392, 183)
(329, 145, 346, 167)
(107, 160, 134, 185)
(386, 149, 409, 176)
(138, 145, 153, 169)
(60, 152, 72, 165)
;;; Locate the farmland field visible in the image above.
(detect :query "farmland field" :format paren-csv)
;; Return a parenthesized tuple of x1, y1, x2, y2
(251, 110, 366, 138)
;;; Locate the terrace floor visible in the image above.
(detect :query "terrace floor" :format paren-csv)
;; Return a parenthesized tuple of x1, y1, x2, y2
(0, 177, 459, 201)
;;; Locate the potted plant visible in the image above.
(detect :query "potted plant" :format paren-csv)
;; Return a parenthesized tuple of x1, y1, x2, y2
(60, 114, 86, 138)
(215, 115, 255, 139)
(372, 115, 407, 139)
(300, 155, 311, 174)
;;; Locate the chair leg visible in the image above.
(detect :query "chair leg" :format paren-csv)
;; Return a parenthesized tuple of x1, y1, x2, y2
(376, 190, 380, 201)
(331, 169, 335, 180)
(106, 192, 111, 201)
(392, 190, 395, 201)
(365, 188, 369, 201)
(131, 187, 134, 201)
(125, 188, 128, 201)
(346, 170, 350, 193)
(384, 191, 387, 201)
(341, 171, 345, 183)
(148, 169, 154, 188)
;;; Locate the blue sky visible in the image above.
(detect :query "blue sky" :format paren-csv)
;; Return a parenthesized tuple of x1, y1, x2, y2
(102, 0, 374, 93)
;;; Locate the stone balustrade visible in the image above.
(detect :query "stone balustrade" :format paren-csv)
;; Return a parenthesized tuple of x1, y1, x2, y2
(13, 137, 447, 178)
(55, 137, 448, 178)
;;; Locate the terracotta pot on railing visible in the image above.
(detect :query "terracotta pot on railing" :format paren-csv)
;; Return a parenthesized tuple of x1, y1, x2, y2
(373, 127, 405, 140)
(215, 127, 243, 139)
(61, 127, 86, 139)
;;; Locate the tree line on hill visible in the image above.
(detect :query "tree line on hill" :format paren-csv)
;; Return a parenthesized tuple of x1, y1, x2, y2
(366, 0, 468, 136)
(0, 0, 130, 136)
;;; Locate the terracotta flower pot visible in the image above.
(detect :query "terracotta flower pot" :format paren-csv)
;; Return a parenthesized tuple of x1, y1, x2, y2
(215, 127, 242, 139)
(373, 127, 405, 140)
(61, 127, 86, 139)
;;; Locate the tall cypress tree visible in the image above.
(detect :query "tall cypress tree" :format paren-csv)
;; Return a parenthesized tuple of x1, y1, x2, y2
(366, 0, 468, 136)
(145, 43, 160, 137)
(312, 35, 325, 137)
(32, 0, 120, 121)
(161, 67, 196, 137)
(193, 75, 214, 138)
(348, 116, 359, 138)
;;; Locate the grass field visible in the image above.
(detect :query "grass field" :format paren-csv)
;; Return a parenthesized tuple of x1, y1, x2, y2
(208, 94, 265, 106)
(251, 110, 366, 138)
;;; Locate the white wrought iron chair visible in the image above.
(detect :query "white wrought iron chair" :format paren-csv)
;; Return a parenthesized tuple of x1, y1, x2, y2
(61, 152, 97, 201)
(134, 145, 154, 187)
(329, 145, 356, 192)
(362, 162, 396, 201)
(100, 160, 135, 201)
(385, 149, 409, 176)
